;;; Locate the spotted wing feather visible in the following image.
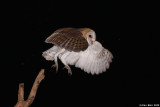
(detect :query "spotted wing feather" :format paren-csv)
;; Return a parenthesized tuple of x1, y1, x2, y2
(45, 28, 88, 52)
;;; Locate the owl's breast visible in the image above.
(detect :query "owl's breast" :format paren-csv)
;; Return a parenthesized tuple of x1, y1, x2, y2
(88, 41, 103, 53)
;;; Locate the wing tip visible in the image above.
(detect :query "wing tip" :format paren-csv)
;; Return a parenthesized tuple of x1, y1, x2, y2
(87, 70, 107, 75)
(105, 49, 114, 59)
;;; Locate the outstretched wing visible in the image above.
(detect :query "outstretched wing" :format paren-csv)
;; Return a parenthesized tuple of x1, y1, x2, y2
(75, 41, 113, 75)
(45, 28, 88, 52)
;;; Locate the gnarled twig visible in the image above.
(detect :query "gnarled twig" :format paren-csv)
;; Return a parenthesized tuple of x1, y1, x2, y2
(15, 69, 45, 107)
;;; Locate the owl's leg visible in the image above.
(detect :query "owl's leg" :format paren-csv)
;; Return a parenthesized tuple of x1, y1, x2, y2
(63, 65, 72, 75)
(52, 48, 65, 72)
(60, 52, 72, 75)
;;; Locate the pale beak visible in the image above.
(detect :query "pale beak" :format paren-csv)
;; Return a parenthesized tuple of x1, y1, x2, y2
(91, 39, 94, 45)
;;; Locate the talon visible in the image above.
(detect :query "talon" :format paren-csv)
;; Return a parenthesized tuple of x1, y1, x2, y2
(52, 64, 58, 72)
(63, 65, 72, 75)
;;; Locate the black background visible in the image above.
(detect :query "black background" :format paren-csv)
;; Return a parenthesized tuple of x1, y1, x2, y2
(1, 1, 159, 107)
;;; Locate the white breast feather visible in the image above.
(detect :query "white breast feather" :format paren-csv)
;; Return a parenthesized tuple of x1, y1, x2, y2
(65, 52, 80, 65)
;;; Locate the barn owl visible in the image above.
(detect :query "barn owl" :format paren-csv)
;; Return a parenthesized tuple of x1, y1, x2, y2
(42, 28, 113, 75)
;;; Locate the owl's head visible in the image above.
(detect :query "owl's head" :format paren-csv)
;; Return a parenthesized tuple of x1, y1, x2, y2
(79, 28, 96, 45)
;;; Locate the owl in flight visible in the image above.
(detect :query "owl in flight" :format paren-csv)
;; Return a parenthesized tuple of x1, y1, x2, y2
(42, 28, 113, 75)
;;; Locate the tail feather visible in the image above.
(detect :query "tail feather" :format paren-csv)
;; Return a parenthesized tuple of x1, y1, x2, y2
(42, 46, 60, 61)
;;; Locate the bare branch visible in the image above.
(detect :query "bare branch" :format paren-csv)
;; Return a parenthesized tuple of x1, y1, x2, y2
(18, 83, 24, 101)
(26, 69, 45, 105)
(15, 69, 45, 107)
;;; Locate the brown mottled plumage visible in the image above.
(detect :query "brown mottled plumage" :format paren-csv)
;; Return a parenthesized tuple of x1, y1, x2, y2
(45, 28, 89, 52)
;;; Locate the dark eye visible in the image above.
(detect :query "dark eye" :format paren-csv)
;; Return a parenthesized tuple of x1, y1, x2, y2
(89, 35, 92, 38)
